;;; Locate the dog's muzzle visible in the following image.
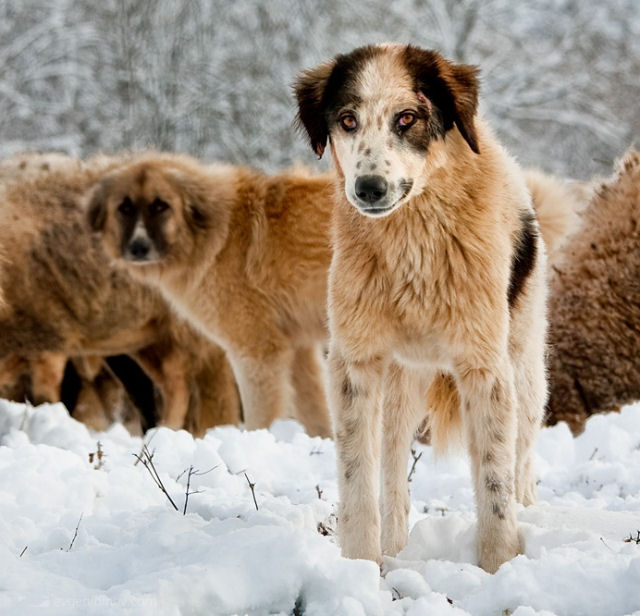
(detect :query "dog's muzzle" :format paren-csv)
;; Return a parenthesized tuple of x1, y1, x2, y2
(125, 237, 153, 262)
(355, 175, 388, 205)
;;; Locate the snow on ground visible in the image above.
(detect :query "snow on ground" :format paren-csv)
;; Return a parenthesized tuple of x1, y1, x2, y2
(2, 400, 640, 616)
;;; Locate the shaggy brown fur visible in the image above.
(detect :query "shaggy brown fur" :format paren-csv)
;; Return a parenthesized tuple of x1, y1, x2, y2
(546, 148, 640, 434)
(0, 153, 240, 435)
(88, 154, 335, 437)
(296, 43, 548, 573)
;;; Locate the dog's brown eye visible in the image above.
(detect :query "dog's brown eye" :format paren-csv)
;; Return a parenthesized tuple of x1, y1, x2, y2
(397, 112, 416, 129)
(150, 198, 169, 215)
(118, 197, 134, 216)
(339, 114, 358, 132)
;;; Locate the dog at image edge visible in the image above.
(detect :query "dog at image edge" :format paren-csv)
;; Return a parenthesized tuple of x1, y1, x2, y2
(86, 153, 334, 438)
(295, 43, 548, 573)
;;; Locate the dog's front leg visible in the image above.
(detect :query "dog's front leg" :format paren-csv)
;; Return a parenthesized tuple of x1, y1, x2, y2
(381, 363, 428, 556)
(456, 359, 519, 573)
(328, 347, 385, 562)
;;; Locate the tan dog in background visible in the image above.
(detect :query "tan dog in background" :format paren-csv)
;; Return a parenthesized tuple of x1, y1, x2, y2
(296, 44, 548, 572)
(87, 154, 334, 437)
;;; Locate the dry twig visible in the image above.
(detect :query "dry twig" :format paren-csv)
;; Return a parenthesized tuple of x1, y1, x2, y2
(67, 514, 83, 551)
(407, 447, 423, 483)
(133, 445, 179, 511)
(180, 465, 216, 515)
(244, 472, 259, 511)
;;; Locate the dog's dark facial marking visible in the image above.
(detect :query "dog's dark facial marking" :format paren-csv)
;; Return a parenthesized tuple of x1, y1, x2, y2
(508, 211, 538, 308)
(398, 102, 446, 153)
(294, 45, 381, 157)
(403, 45, 480, 154)
(118, 195, 171, 262)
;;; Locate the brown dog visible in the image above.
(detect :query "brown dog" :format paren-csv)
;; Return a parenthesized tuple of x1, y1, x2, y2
(87, 154, 334, 437)
(295, 44, 548, 573)
(0, 153, 240, 435)
(546, 148, 640, 433)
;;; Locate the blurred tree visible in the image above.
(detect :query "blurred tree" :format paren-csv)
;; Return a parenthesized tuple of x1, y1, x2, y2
(0, 0, 637, 177)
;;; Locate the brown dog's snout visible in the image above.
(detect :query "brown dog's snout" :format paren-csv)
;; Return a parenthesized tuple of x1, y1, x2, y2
(126, 237, 152, 261)
(355, 175, 388, 204)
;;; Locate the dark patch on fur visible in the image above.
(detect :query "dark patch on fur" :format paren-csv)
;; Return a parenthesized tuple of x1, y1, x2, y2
(486, 475, 501, 493)
(87, 178, 114, 232)
(294, 46, 381, 157)
(492, 502, 506, 519)
(508, 211, 538, 308)
(342, 376, 357, 400)
(398, 179, 413, 199)
(490, 381, 502, 404)
(403, 45, 480, 154)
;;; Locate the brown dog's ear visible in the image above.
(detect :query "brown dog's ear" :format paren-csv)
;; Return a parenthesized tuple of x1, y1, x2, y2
(294, 59, 336, 159)
(405, 46, 480, 154)
(165, 168, 225, 232)
(86, 178, 112, 232)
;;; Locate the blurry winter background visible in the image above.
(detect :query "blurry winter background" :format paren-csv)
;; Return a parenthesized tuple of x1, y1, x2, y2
(0, 0, 638, 179)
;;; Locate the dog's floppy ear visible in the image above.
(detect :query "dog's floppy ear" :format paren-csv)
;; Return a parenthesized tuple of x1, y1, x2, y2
(294, 59, 336, 159)
(86, 178, 113, 232)
(441, 62, 480, 154)
(165, 167, 224, 232)
(405, 46, 480, 154)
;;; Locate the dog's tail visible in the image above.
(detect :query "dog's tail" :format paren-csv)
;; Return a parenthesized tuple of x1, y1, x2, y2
(524, 168, 593, 266)
(423, 372, 464, 456)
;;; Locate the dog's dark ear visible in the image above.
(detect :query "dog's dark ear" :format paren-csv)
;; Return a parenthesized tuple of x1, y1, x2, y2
(294, 59, 336, 159)
(405, 46, 480, 154)
(441, 62, 480, 154)
(86, 179, 112, 232)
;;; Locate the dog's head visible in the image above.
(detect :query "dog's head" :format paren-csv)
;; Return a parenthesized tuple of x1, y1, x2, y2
(295, 44, 480, 217)
(87, 158, 230, 269)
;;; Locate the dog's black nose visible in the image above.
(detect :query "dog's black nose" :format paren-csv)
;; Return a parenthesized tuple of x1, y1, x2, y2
(355, 175, 388, 204)
(128, 238, 151, 260)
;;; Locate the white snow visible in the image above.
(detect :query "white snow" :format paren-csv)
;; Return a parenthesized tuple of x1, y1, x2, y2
(2, 400, 640, 615)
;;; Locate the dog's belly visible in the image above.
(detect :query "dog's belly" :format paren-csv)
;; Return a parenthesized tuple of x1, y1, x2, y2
(393, 332, 454, 372)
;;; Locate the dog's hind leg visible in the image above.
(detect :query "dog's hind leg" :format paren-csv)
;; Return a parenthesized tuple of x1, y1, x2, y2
(229, 346, 295, 431)
(456, 358, 520, 573)
(513, 360, 545, 506)
(291, 345, 332, 438)
(329, 347, 385, 563)
(511, 336, 546, 506)
(380, 362, 428, 556)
